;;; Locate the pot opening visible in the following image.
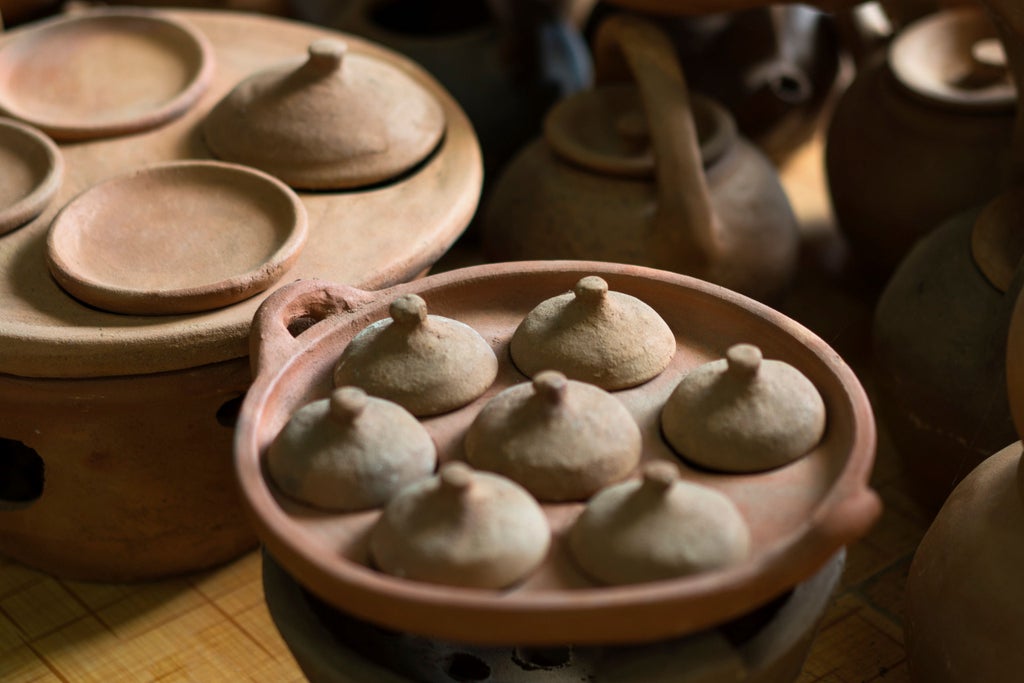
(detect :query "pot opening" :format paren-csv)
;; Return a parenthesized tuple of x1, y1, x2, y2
(216, 394, 246, 429)
(369, 0, 491, 37)
(445, 652, 492, 681)
(0, 438, 44, 508)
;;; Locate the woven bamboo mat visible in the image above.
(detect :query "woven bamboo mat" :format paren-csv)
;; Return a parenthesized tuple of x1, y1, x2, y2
(0, 111, 929, 683)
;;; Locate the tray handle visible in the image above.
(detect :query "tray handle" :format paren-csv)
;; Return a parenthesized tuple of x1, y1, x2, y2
(250, 279, 378, 378)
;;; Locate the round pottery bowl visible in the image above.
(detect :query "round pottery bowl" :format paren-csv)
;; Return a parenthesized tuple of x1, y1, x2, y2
(236, 261, 879, 646)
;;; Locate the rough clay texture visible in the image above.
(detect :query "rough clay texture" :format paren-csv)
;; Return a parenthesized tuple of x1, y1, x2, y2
(568, 462, 751, 585)
(267, 387, 436, 512)
(465, 371, 642, 501)
(510, 276, 676, 390)
(369, 464, 551, 589)
(661, 344, 826, 472)
(333, 295, 498, 416)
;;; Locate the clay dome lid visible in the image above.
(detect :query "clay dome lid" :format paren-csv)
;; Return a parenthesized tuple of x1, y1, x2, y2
(568, 461, 751, 585)
(510, 276, 676, 390)
(661, 343, 826, 473)
(465, 370, 642, 501)
(369, 462, 550, 589)
(333, 293, 498, 416)
(202, 39, 446, 190)
(266, 386, 436, 511)
(889, 7, 1014, 112)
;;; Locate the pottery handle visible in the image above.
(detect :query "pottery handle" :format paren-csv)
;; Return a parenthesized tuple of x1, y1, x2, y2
(592, 15, 719, 265)
(250, 279, 377, 379)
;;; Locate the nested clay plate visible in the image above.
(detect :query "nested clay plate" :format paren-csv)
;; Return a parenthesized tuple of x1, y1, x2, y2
(46, 160, 308, 315)
(235, 261, 879, 646)
(0, 9, 214, 140)
(0, 118, 62, 236)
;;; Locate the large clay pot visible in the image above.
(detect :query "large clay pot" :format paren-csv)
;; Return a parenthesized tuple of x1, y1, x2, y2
(481, 16, 799, 304)
(826, 6, 1016, 278)
(0, 8, 481, 580)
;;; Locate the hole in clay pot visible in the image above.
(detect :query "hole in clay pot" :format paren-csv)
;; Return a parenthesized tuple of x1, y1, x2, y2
(287, 315, 321, 338)
(512, 646, 573, 670)
(0, 438, 44, 508)
(370, 0, 490, 37)
(446, 652, 491, 681)
(216, 394, 246, 429)
(770, 73, 811, 105)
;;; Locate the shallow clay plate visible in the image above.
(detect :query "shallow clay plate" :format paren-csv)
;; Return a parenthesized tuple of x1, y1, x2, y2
(236, 261, 879, 646)
(0, 9, 214, 140)
(47, 160, 308, 315)
(0, 118, 62, 236)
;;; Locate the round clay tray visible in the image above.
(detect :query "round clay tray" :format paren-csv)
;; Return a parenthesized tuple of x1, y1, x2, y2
(46, 161, 308, 315)
(0, 9, 214, 140)
(0, 117, 62, 236)
(235, 261, 880, 646)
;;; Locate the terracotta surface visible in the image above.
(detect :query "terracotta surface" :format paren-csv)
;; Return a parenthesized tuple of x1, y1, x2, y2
(236, 260, 879, 645)
(0, 9, 215, 141)
(0, 8, 481, 580)
(0, 117, 62, 236)
(46, 160, 308, 315)
(482, 16, 799, 304)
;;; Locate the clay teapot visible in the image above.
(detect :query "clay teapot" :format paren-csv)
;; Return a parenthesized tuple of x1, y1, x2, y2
(481, 15, 799, 304)
(826, 5, 1016, 277)
(871, 1, 1024, 511)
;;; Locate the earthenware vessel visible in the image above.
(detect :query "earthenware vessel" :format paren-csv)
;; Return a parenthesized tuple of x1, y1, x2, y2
(481, 15, 799, 304)
(826, 6, 1015, 277)
(872, 1, 1024, 511)
(0, 117, 62, 235)
(0, 8, 481, 580)
(234, 260, 879, 645)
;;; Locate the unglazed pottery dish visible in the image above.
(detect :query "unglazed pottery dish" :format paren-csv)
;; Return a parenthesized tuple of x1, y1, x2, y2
(0, 117, 62, 236)
(203, 39, 445, 190)
(0, 8, 481, 581)
(46, 160, 308, 315)
(0, 9, 215, 140)
(235, 260, 880, 645)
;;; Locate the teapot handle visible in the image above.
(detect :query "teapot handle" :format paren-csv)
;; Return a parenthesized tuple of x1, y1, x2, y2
(592, 15, 719, 266)
(250, 279, 379, 379)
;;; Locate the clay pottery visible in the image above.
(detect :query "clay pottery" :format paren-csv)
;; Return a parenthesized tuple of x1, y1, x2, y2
(234, 260, 879, 645)
(826, 6, 1016, 277)
(0, 9, 216, 140)
(263, 546, 846, 683)
(308, 0, 592, 180)
(0, 8, 481, 580)
(0, 117, 62, 236)
(481, 15, 799, 304)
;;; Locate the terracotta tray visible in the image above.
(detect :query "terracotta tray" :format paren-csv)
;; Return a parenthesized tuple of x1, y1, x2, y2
(235, 261, 880, 646)
(0, 10, 214, 140)
(0, 117, 62, 236)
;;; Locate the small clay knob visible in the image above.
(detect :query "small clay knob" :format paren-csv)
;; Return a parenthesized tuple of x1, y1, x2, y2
(970, 37, 1007, 82)
(726, 343, 762, 379)
(573, 276, 609, 305)
(390, 294, 428, 327)
(306, 39, 346, 74)
(533, 371, 569, 407)
(641, 460, 679, 492)
(439, 461, 474, 493)
(329, 386, 368, 424)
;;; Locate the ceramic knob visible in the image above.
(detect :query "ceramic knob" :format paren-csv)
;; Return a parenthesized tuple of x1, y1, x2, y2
(568, 460, 751, 585)
(266, 386, 436, 511)
(661, 343, 826, 472)
(369, 462, 550, 589)
(510, 276, 676, 390)
(333, 294, 498, 416)
(465, 370, 642, 501)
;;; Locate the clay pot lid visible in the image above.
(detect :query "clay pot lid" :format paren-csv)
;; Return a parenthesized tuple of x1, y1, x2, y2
(0, 118, 63, 236)
(543, 84, 736, 179)
(203, 39, 446, 190)
(369, 461, 551, 589)
(661, 343, 826, 473)
(267, 386, 437, 512)
(0, 9, 214, 141)
(46, 160, 308, 316)
(510, 275, 676, 390)
(889, 6, 1015, 112)
(465, 370, 642, 501)
(333, 293, 498, 416)
(568, 460, 751, 585)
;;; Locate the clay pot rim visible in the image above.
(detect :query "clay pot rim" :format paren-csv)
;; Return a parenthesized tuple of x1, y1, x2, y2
(235, 260, 880, 646)
(888, 6, 1015, 113)
(45, 160, 309, 316)
(0, 8, 216, 141)
(0, 117, 63, 237)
